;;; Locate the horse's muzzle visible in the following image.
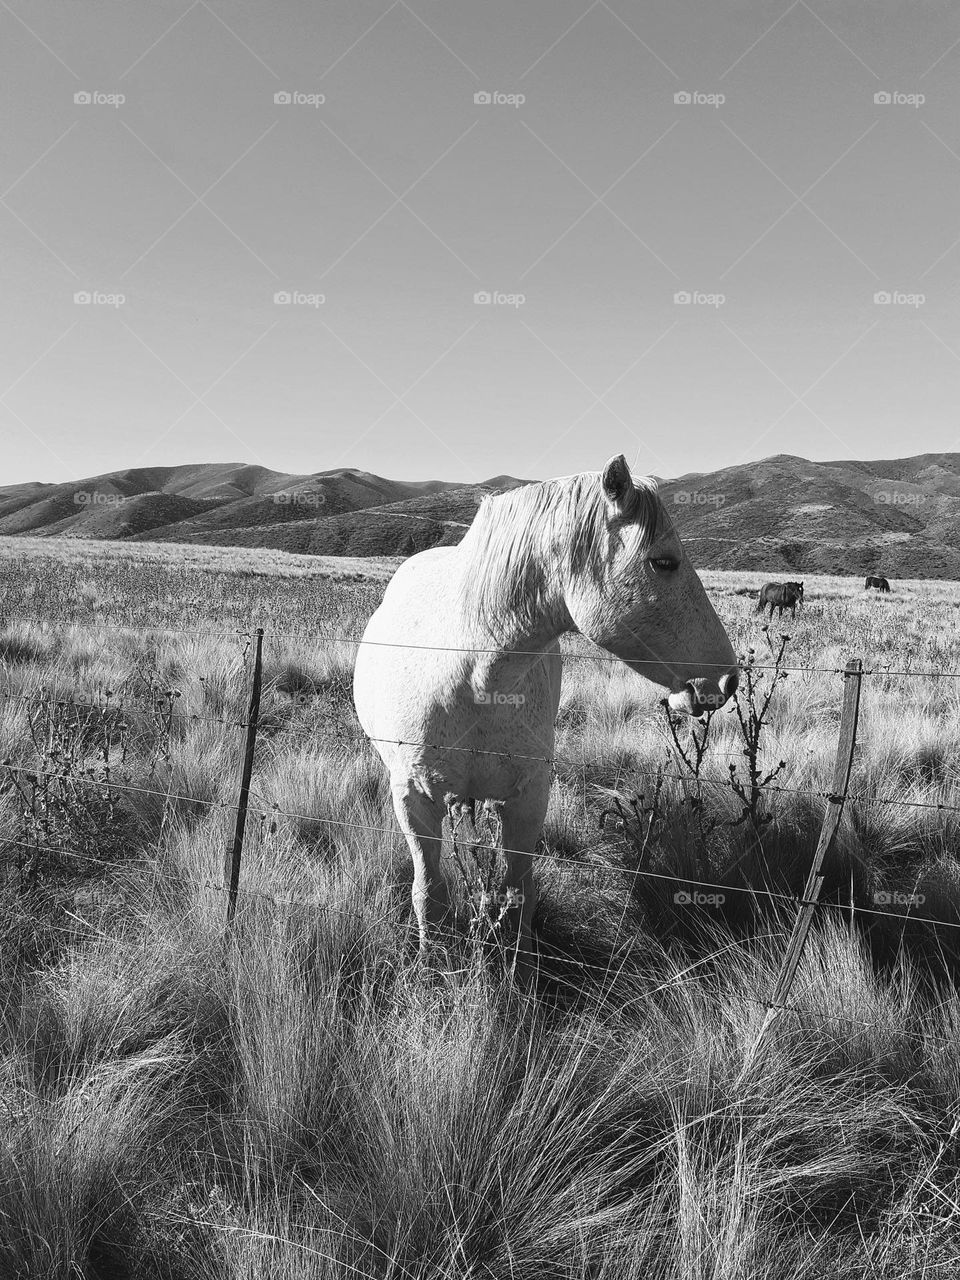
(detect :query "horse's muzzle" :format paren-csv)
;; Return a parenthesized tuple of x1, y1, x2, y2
(667, 669, 739, 717)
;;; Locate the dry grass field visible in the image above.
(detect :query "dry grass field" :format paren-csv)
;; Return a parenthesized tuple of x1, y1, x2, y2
(2, 537, 960, 1277)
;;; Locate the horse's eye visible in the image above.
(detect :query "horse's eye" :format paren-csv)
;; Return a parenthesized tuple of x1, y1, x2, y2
(648, 556, 679, 573)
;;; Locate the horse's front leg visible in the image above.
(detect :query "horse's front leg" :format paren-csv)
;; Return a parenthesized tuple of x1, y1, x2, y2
(391, 780, 450, 959)
(499, 771, 551, 983)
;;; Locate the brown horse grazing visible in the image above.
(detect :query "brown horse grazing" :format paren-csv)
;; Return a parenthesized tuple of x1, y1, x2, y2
(865, 575, 891, 593)
(757, 581, 804, 619)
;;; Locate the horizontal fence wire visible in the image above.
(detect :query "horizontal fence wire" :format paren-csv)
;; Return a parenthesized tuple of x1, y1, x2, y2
(6, 746, 960, 827)
(4, 691, 960, 811)
(3, 824, 958, 1047)
(257, 717, 960, 815)
(13, 614, 960, 678)
(2, 767, 958, 935)
(0, 832, 130, 874)
(737, 992, 960, 1051)
(11, 616, 960, 685)
(0, 685, 252, 732)
(5, 613, 960, 1052)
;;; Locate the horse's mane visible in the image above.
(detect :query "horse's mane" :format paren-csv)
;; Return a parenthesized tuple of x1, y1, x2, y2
(458, 471, 662, 636)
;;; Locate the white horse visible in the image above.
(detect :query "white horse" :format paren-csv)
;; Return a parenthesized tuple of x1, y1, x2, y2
(353, 455, 738, 970)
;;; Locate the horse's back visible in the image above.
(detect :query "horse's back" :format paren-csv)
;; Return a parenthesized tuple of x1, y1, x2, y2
(354, 546, 466, 730)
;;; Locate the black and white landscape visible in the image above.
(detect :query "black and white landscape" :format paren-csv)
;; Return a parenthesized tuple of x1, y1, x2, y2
(4, 4, 960, 1278)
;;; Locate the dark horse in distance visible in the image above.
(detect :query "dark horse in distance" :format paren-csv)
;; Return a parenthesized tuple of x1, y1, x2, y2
(865, 575, 891, 593)
(757, 581, 804, 619)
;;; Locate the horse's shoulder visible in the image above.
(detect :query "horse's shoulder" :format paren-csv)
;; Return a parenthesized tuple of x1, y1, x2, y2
(394, 544, 455, 571)
(371, 545, 470, 642)
(383, 545, 457, 590)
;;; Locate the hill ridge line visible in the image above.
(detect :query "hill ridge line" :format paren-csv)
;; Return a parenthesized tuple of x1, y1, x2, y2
(3, 453, 959, 576)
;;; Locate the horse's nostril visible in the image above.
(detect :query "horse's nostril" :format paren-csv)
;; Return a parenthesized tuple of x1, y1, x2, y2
(685, 682, 711, 717)
(720, 669, 739, 699)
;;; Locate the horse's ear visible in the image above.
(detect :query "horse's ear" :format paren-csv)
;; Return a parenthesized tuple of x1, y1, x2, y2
(601, 454, 634, 515)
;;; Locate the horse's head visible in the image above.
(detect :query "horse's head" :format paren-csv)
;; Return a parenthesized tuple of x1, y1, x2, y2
(562, 455, 738, 716)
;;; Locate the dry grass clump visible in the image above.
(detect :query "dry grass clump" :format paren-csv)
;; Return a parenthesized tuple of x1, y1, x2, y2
(0, 621, 54, 668)
(3, 902, 960, 1278)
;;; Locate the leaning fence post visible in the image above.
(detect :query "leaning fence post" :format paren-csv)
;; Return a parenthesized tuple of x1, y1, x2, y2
(742, 656, 863, 1073)
(224, 627, 264, 925)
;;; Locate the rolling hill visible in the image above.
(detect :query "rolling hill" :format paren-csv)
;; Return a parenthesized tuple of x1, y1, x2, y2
(655, 453, 960, 578)
(3, 454, 960, 577)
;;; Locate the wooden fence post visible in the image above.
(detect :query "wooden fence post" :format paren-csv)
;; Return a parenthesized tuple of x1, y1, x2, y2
(224, 627, 264, 925)
(742, 656, 863, 1073)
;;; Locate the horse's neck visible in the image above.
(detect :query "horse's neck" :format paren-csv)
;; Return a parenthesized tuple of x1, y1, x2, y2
(484, 602, 569, 655)
(459, 554, 571, 656)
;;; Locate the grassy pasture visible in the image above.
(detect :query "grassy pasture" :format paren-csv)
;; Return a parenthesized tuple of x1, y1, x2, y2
(1, 536, 960, 1276)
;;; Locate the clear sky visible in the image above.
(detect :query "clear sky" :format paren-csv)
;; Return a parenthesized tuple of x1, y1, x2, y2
(2, 0, 960, 486)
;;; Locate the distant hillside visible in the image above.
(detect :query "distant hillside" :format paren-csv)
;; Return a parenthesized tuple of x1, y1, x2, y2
(0, 464, 527, 560)
(150, 487, 492, 558)
(655, 453, 960, 578)
(5, 453, 960, 577)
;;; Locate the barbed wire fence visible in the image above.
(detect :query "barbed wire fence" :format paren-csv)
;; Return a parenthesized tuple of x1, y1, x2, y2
(4, 616, 960, 1048)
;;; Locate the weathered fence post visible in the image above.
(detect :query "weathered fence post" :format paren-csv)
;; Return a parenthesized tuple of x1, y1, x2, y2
(224, 627, 264, 925)
(742, 656, 863, 1073)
